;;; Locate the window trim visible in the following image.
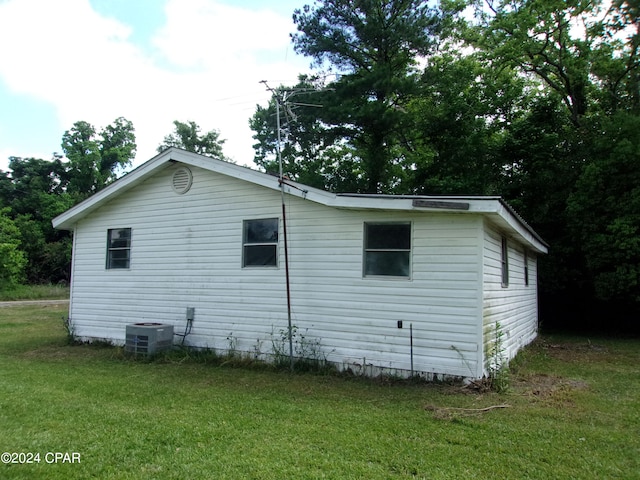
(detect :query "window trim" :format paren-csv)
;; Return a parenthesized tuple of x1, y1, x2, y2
(501, 236, 509, 288)
(242, 218, 279, 268)
(363, 221, 412, 279)
(106, 228, 132, 270)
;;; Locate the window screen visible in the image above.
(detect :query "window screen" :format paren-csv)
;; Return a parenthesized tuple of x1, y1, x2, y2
(106, 228, 132, 269)
(501, 236, 509, 287)
(364, 223, 411, 277)
(243, 218, 278, 267)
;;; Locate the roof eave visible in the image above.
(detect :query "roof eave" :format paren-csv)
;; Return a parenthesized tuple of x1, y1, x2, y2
(52, 148, 337, 230)
(51, 148, 547, 254)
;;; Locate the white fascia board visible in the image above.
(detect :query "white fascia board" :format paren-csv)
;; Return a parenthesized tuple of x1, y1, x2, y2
(128, 148, 338, 205)
(52, 148, 336, 230)
(331, 194, 500, 213)
(162, 149, 338, 203)
(492, 202, 549, 254)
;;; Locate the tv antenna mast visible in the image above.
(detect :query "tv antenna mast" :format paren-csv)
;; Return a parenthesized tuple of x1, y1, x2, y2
(259, 80, 323, 371)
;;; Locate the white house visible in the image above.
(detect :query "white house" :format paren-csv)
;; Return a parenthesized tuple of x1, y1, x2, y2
(53, 148, 548, 379)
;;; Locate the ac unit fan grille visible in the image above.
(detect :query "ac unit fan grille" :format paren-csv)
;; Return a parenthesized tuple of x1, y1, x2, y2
(126, 334, 149, 353)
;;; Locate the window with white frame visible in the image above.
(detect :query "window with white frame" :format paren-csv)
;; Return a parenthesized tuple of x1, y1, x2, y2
(501, 236, 509, 287)
(243, 218, 279, 267)
(106, 228, 132, 269)
(364, 222, 411, 278)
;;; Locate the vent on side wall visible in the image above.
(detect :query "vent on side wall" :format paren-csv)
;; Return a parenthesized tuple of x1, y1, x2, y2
(172, 167, 193, 194)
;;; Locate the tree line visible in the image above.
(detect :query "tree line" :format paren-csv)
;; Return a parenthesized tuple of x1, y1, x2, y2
(1, 0, 638, 332)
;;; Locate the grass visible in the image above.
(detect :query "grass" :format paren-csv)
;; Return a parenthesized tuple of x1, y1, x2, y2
(0, 305, 638, 479)
(0, 284, 70, 301)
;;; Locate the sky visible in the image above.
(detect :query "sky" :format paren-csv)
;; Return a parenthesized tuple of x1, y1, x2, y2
(0, 0, 313, 173)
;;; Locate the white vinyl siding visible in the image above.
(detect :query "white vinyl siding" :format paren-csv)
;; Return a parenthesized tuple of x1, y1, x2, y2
(482, 221, 538, 373)
(68, 164, 484, 378)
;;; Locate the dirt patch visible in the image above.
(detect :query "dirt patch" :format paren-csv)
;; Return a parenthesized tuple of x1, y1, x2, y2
(512, 373, 589, 406)
(0, 299, 69, 308)
(540, 341, 609, 363)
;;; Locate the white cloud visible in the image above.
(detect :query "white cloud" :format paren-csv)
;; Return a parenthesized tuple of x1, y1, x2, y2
(0, 0, 309, 170)
(155, 0, 296, 69)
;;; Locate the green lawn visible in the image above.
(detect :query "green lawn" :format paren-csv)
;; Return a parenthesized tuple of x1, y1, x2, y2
(0, 304, 638, 479)
(0, 284, 70, 301)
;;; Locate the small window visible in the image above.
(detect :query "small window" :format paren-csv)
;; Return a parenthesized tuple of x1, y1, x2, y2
(501, 236, 509, 287)
(243, 218, 278, 267)
(106, 228, 132, 269)
(364, 222, 411, 278)
(524, 250, 530, 286)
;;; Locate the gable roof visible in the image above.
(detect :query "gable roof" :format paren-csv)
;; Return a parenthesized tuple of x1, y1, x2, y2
(52, 147, 548, 254)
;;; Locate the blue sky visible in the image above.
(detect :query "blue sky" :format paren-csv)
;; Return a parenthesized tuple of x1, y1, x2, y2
(0, 0, 312, 172)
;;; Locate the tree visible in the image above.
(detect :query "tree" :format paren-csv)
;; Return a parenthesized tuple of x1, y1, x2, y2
(404, 50, 529, 195)
(567, 112, 640, 305)
(61, 117, 136, 197)
(2, 156, 67, 213)
(157, 120, 227, 160)
(450, 0, 640, 125)
(279, 0, 441, 193)
(251, 76, 368, 192)
(0, 156, 75, 284)
(0, 208, 27, 289)
(435, 0, 640, 331)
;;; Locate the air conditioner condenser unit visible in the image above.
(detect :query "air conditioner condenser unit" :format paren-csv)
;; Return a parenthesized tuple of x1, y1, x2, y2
(125, 323, 174, 355)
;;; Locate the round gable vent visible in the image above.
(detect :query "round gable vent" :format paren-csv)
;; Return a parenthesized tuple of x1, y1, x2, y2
(172, 167, 193, 194)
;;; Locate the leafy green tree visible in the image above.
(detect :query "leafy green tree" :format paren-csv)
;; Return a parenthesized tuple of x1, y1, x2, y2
(450, 0, 640, 124)
(283, 0, 441, 193)
(158, 120, 227, 160)
(61, 117, 136, 196)
(567, 112, 640, 304)
(439, 0, 640, 330)
(0, 208, 27, 289)
(404, 50, 529, 195)
(251, 77, 367, 191)
(1, 156, 76, 284)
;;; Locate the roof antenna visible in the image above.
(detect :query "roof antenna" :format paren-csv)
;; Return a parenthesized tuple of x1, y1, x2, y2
(259, 80, 324, 181)
(260, 80, 324, 371)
